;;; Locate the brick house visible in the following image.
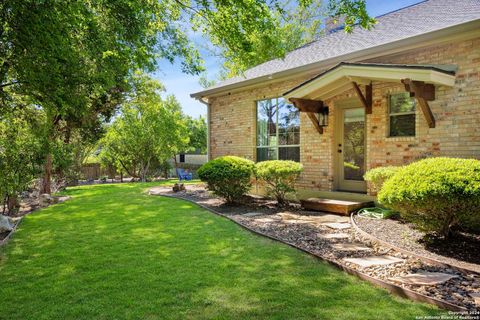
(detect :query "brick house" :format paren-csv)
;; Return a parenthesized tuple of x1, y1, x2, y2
(191, 0, 480, 200)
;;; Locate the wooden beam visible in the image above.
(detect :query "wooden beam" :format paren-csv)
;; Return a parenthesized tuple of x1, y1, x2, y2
(402, 79, 435, 101)
(289, 98, 323, 113)
(306, 112, 323, 134)
(351, 82, 372, 114)
(402, 79, 436, 128)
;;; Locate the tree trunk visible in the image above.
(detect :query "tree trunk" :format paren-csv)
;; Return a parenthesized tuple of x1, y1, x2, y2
(41, 153, 52, 194)
(173, 155, 178, 179)
(7, 195, 19, 215)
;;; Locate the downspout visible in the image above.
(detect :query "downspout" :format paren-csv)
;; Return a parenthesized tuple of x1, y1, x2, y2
(196, 97, 211, 161)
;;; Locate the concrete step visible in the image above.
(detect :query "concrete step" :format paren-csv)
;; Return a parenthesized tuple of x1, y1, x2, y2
(301, 198, 374, 215)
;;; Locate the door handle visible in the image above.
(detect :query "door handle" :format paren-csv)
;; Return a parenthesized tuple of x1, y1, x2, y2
(337, 149, 342, 153)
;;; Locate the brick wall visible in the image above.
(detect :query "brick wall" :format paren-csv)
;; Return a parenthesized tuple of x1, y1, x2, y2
(208, 36, 480, 195)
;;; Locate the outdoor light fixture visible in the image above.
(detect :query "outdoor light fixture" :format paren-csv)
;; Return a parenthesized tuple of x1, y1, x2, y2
(320, 106, 329, 127)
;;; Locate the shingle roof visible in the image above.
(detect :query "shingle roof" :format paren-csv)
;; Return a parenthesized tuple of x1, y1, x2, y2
(192, 0, 480, 98)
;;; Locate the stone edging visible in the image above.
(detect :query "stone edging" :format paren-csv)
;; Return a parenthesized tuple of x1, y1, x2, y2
(149, 190, 466, 312)
(0, 217, 23, 247)
(350, 213, 480, 276)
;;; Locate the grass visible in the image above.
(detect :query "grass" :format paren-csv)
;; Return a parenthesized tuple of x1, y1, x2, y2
(0, 181, 442, 319)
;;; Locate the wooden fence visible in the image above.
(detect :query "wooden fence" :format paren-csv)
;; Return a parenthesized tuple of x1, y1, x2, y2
(81, 164, 116, 180)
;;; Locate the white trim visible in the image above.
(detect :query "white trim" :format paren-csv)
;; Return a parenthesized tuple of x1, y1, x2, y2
(284, 65, 456, 100)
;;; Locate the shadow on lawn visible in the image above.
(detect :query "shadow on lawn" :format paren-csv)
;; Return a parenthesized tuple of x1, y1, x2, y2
(0, 183, 441, 319)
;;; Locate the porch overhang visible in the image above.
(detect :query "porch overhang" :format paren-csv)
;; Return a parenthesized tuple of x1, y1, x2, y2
(284, 62, 456, 130)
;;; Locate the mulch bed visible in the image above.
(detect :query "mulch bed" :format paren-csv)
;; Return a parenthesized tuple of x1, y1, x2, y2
(149, 184, 480, 311)
(354, 216, 480, 274)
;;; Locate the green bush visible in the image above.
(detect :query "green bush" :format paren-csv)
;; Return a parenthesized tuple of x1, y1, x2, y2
(378, 157, 480, 238)
(197, 156, 255, 204)
(255, 160, 303, 205)
(364, 166, 401, 193)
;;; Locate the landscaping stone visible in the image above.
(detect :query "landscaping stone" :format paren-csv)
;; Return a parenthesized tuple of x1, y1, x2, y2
(332, 242, 371, 251)
(343, 255, 404, 268)
(57, 196, 71, 203)
(322, 222, 351, 230)
(469, 293, 480, 306)
(308, 214, 350, 224)
(255, 218, 276, 223)
(318, 233, 350, 240)
(389, 271, 458, 286)
(243, 212, 264, 217)
(0, 215, 14, 233)
(39, 193, 56, 206)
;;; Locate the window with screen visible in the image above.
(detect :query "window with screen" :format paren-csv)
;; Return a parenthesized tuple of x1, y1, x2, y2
(256, 97, 300, 162)
(389, 93, 416, 137)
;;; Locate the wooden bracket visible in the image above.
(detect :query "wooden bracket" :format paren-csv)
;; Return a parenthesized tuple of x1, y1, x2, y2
(289, 98, 324, 134)
(402, 79, 435, 128)
(352, 82, 372, 114)
(306, 112, 323, 134)
(289, 98, 323, 113)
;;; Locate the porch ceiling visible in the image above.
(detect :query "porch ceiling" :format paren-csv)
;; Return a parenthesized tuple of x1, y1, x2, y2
(283, 62, 456, 100)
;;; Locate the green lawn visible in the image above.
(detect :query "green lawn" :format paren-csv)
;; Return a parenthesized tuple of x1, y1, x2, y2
(0, 182, 442, 319)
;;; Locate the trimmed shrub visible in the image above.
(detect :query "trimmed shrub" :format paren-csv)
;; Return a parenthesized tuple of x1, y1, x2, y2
(364, 166, 401, 194)
(197, 156, 255, 204)
(378, 157, 480, 238)
(255, 160, 303, 205)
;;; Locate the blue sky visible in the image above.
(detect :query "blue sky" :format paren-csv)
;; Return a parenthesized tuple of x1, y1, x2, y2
(154, 0, 424, 118)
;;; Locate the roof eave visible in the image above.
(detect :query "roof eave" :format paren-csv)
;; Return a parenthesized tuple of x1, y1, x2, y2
(190, 19, 480, 99)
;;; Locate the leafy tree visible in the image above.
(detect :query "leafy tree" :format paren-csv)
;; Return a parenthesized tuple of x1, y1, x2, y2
(100, 74, 189, 182)
(196, 0, 376, 76)
(0, 108, 43, 215)
(0, 0, 374, 193)
(185, 116, 207, 154)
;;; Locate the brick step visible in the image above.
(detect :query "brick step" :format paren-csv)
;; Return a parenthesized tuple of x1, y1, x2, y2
(301, 198, 374, 215)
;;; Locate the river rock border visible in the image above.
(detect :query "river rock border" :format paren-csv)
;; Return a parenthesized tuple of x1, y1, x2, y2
(0, 218, 23, 247)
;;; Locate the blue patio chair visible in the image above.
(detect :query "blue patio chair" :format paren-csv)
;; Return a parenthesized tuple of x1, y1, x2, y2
(176, 168, 193, 181)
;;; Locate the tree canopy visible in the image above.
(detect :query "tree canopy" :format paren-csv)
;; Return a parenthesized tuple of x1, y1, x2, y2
(99, 73, 189, 181)
(0, 0, 374, 200)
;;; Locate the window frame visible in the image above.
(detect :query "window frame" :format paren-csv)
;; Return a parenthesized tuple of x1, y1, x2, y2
(388, 93, 416, 138)
(255, 97, 300, 162)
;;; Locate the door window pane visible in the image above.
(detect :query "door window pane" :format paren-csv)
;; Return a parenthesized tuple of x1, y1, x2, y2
(343, 108, 365, 181)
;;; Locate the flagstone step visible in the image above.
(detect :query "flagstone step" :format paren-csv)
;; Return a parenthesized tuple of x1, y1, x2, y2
(318, 233, 350, 240)
(343, 255, 404, 268)
(332, 242, 372, 251)
(277, 212, 349, 223)
(470, 293, 480, 306)
(301, 198, 374, 215)
(243, 212, 264, 217)
(389, 271, 458, 286)
(322, 222, 352, 230)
